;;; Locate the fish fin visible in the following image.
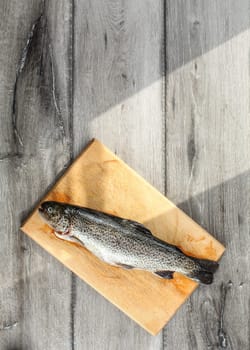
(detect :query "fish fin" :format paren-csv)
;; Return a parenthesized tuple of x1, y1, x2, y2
(54, 232, 84, 245)
(186, 270, 213, 285)
(152, 237, 184, 254)
(191, 257, 219, 273)
(122, 219, 153, 238)
(54, 231, 68, 240)
(116, 263, 135, 270)
(154, 270, 174, 279)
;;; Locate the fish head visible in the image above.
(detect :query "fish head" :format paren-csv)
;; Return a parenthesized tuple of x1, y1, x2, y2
(39, 201, 71, 234)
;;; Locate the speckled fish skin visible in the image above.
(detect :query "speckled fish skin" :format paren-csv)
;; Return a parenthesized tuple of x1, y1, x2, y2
(38, 201, 219, 284)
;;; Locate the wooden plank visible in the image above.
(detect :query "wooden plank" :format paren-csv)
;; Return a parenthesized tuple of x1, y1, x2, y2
(72, 0, 165, 348)
(21, 139, 224, 336)
(0, 1, 73, 349)
(165, 1, 250, 348)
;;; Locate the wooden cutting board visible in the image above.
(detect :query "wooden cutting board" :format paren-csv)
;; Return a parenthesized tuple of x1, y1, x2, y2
(21, 139, 225, 335)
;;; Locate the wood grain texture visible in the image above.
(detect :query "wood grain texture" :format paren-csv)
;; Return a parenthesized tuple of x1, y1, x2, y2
(1, 0, 248, 348)
(73, 1, 165, 348)
(21, 139, 224, 335)
(0, 1, 73, 349)
(165, 1, 250, 349)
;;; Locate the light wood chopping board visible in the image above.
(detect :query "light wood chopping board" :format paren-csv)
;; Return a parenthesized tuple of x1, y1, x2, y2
(21, 139, 225, 335)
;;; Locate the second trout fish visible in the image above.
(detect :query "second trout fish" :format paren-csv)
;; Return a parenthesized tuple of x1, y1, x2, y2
(39, 201, 219, 284)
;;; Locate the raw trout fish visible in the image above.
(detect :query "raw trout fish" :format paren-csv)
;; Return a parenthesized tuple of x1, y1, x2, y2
(39, 201, 219, 284)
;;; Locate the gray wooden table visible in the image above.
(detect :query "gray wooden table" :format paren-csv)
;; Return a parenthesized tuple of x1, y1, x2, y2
(0, 1, 249, 349)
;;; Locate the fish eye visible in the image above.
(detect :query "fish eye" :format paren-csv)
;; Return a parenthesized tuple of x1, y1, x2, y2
(47, 207, 53, 213)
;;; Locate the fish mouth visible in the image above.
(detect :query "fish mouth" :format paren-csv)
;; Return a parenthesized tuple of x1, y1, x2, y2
(38, 205, 51, 226)
(38, 205, 46, 218)
(38, 206, 44, 213)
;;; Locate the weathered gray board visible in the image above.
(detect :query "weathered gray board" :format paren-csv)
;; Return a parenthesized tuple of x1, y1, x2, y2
(0, 0, 249, 349)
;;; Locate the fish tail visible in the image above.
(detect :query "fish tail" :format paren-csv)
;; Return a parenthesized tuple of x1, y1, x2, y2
(186, 257, 219, 284)
(191, 257, 219, 273)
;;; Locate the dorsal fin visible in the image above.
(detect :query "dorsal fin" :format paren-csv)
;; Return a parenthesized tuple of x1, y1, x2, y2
(151, 236, 184, 254)
(122, 220, 184, 254)
(121, 219, 153, 238)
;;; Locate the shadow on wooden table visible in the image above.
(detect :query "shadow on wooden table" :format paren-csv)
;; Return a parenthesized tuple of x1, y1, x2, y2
(143, 169, 250, 287)
(18, 0, 250, 223)
(74, 1, 250, 123)
(144, 170, 250, 348)
(166, 0, 250, 73)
